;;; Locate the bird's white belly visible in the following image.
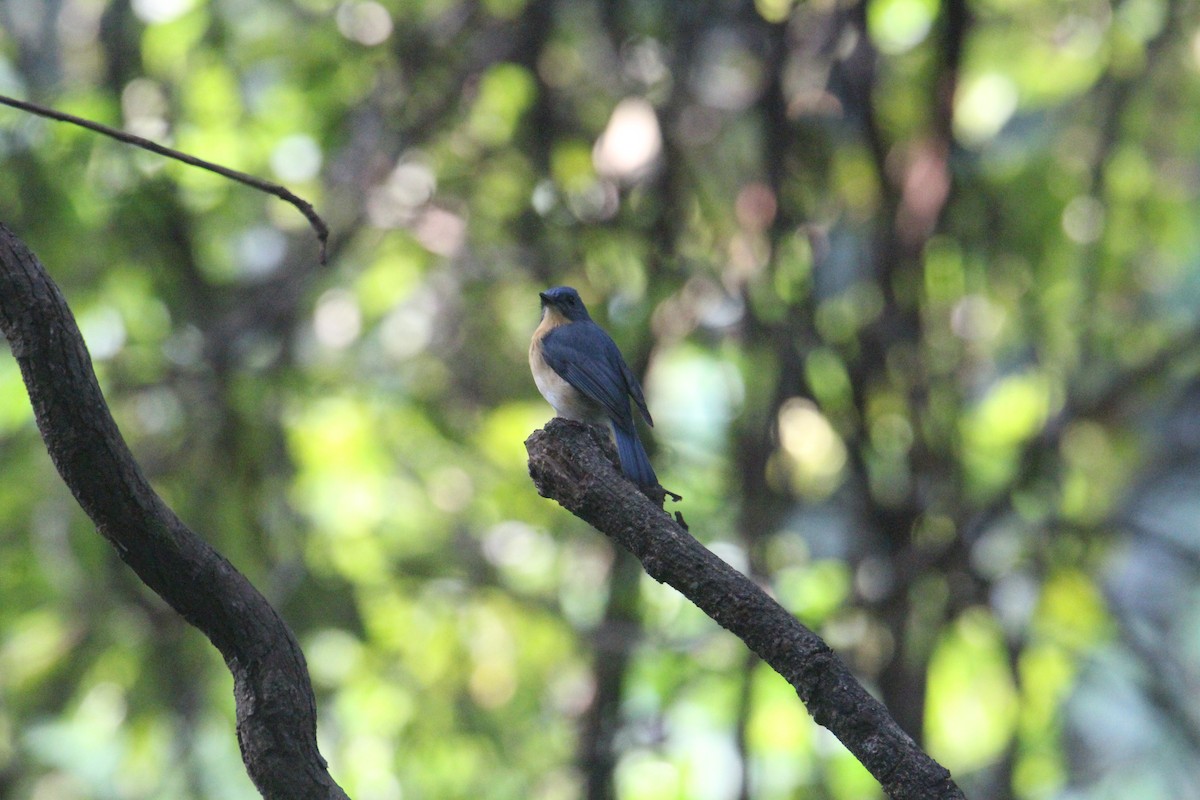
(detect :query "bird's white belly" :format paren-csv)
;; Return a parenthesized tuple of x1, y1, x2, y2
(530, 347, 607, 424)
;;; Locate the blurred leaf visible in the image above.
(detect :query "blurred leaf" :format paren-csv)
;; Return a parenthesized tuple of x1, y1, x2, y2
(926, 609, 1019, 772)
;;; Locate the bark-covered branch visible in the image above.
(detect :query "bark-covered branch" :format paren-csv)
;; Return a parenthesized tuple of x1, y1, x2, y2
(526, 418, 965, 800)
(0, 221, 347, 800)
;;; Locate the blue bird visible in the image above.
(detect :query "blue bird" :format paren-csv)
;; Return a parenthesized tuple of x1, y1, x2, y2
(529, 286, 658, 488)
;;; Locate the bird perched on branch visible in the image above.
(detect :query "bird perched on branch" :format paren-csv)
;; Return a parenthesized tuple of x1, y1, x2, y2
(529, 286, 658, 488)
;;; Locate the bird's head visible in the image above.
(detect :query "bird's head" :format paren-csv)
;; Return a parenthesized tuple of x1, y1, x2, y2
(539, 286, 592, 322)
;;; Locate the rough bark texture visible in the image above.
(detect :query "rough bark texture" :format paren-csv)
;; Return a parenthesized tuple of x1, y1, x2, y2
(0, 221, 348, 800)
(526, 418, 966, 800)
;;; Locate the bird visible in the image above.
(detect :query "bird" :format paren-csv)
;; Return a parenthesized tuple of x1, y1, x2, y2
(529, 286, 658, 488)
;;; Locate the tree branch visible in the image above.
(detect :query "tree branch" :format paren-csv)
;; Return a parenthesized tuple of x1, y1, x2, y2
(0, 94, 329, 264)
(525, 419, 965, 800)
(0, 221, 348, 800)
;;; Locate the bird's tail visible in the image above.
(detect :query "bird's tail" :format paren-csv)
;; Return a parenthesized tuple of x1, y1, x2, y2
(613, 425, 658, 488)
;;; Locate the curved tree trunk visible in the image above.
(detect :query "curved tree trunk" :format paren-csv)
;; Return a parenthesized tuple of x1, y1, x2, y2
(0, 221, 348, 800)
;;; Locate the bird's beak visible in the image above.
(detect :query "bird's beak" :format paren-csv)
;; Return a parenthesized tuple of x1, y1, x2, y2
(538, 291, 550, 305)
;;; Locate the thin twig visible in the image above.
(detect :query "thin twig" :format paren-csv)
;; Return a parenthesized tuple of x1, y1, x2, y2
(0, 93, 329, 264)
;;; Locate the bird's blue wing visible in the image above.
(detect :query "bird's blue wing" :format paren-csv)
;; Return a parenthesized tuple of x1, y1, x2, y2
(541, 322, 645, 428)
(619, 357, 652, 426)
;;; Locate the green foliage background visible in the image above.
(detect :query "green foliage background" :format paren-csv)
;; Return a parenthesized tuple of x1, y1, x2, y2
(2, 0, 1200, 797)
